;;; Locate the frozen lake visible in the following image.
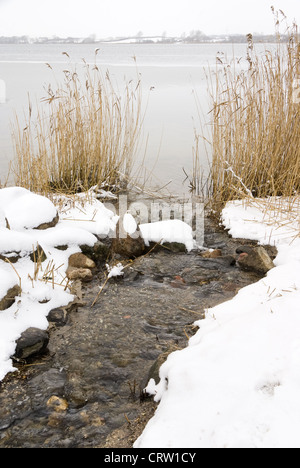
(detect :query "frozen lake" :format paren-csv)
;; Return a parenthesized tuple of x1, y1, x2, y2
(0, 42, 257, 194)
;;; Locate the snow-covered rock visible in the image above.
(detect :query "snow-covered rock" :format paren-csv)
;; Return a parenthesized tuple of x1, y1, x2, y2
(0, 228, 39, 262)
(140, 219, 195, 252)
(0, 187, 58, 230)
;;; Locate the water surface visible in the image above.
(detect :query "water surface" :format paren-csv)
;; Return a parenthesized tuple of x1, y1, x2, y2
(0, 42, 258, 193)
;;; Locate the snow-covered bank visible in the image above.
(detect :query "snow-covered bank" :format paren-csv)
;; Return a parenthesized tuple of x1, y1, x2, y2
(0, 187, 196, 382)
(135, 197, 300, 449)
(0, 187, 115, 381)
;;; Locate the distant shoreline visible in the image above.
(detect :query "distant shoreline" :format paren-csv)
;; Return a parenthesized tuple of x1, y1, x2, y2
(0, 33, 293, 45)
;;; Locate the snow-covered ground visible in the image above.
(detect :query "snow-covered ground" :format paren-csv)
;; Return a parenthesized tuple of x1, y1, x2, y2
(134, 197, 300, 449)
(2, 187, 300, 448)
(0, 186, 195, 382)
(0, 187, 114, 381)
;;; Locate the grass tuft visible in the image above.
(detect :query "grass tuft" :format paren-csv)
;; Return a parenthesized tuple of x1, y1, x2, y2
(12, 56, 144, 195)
(194, 12, 300, 211)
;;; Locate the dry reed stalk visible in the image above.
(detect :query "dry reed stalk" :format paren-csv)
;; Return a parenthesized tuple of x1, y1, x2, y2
(193, 12, 300, 220)
(32, 244, 46, 281)
(210, 17, 300, 203)
(12, 57, 144, 195)
(245, 195, 300, 239)
(5, 258, 22, 291)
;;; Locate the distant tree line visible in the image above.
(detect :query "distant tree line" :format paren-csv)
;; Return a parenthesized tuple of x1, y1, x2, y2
(0, 33, 295, 45)
(0, 35, 96, 44)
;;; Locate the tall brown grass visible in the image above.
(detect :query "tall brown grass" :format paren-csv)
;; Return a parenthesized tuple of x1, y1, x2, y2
(195, 12, 300, 207)
(12, 56, 143, 195)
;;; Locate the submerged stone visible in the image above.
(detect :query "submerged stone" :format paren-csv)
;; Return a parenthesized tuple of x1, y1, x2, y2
(200, 249, 222, 258)
(46, 396, 69, 413)
(14, 328, 49, 360)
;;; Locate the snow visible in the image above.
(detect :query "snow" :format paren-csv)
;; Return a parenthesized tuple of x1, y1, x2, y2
(135, 196, 300, 449)
(0, 265, 20, 301)
(0, 207, 6, 228)
(56, 191, 119, 237)
(221, 198, 300, 246)
(0, 187, 58, 230)
(0, 255, 72, 380)
(123, 212, 138, 235)
(0, 186, 198, 383)
(0, 187, 119, 381)
(35, 226, 97, 249)
(106, 262, 125, 279)
(140, 219, 195, 252)
(5, 185, 300, 448)
(0, 228, 37, 258)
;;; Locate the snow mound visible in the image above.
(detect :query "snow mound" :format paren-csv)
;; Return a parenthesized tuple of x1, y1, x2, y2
(0, 228, 37, 257)
(221, 198, 300, 245)
(57, 192, 118, 236)
(36, 226, 97, 249)
(135, 197, 300, 449)
(140, 220, 195, 252)
(0, 187, 57, 230)
(0, 207, 6, 228)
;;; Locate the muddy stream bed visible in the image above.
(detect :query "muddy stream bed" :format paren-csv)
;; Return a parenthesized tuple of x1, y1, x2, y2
(0, 218, 264, 448)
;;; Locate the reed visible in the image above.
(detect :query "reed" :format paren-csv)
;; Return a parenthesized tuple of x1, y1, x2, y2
(12, 56, 143, 195)
(195, 12, 300, 208)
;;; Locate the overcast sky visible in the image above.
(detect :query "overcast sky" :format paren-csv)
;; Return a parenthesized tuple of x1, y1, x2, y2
(0, 0, 299, 38)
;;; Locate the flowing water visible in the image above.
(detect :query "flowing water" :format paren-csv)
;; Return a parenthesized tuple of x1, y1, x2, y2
(0, 216, 263, 448)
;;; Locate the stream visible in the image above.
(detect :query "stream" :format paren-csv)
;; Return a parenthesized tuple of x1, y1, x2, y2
(0, 217, 262, 448)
